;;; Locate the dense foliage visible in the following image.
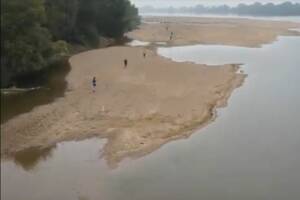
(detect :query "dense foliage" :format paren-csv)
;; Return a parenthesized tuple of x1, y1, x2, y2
(1, 0, 140, 87)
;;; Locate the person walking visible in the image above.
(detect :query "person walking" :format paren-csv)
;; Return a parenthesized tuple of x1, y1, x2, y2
(170, 31, 174, 40)
(124, 59, 128, 68)
(92, 77, 96, 93)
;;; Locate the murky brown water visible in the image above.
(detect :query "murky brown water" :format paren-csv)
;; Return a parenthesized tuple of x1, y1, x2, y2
(1, 36, 300, 200)
(0, 61, 70, 124)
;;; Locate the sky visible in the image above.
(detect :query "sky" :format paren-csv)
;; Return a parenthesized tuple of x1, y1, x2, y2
(130, 0, 300, 8)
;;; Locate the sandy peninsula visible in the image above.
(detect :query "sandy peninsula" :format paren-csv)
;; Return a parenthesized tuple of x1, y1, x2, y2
(127, 16, 300, 47)
(1, 44, 245, 167)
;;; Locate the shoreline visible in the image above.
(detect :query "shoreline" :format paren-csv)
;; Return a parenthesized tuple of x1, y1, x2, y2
(128, 16, 300, 47)
(0, 37, 131, 124)
(1, 45, 245, 167)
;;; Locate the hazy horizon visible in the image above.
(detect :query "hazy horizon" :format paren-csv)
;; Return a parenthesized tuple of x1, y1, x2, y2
(130, 0, 300, 8)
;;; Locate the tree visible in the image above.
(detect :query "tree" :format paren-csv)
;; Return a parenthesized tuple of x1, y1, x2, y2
(44, 0, 79, 41)
(1, 0, 140, 87)
(1, 0, 53, 87)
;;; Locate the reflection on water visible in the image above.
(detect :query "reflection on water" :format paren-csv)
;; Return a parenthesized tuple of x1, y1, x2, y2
(1, 139, 107, 200)
(1, 36, 300, 200)
(13, 146, 56, 171)
(290, 28, 300, 33)
(127, 40, 169, 47)
(0, 60, 70, 124)
(126, 40, 150, 46)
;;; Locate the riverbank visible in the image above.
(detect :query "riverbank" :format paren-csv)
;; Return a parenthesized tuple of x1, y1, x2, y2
(4, 16, 297, 168)
(0, 36, 120, 90)
(0, 36, 128, 124)
(1, 45, 245, 167)
(127, 16, 300, 47)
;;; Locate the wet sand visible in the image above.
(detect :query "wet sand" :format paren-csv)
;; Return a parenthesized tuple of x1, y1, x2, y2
(127, 16, 300, 47)
(1, 45, 245, 167)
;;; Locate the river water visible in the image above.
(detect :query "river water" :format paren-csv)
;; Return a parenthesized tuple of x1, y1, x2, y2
(1, 34, 300, 199)
(0, 61, 70, 124)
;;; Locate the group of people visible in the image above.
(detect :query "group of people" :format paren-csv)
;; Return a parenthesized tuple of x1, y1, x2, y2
(91, 50, 147, 93)
(91, 22, 175, 93)
(165, 24, 174, 40)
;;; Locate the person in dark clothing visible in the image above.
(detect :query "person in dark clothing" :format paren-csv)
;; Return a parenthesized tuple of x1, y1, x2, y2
(143, 52, 146, 58)
(170, 31, 174, 40)
(92, 77, 96, 93)
(124, 59, 128, 68)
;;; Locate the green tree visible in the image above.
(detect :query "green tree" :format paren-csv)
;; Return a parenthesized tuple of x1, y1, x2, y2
(44, 0, 78, 41)
(1, 0, 140, 87)
(1, 0, 53, 87)
(96, 0, 140, 38)
(74, 0, 100, 47)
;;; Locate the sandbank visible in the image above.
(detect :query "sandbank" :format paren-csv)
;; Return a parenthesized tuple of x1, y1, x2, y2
(127, 16, 300, 47)
(1, 46, 245, 167)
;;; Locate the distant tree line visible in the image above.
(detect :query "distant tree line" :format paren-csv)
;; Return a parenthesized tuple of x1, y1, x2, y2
(140, 1, 300, 16)
(1, 0, 140, 88)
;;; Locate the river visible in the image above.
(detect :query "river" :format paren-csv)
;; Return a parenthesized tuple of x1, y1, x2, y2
(0, 61, 70, 124)
(1, 30, 300, 200)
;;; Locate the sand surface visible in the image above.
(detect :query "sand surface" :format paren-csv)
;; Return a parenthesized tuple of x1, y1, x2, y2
(1, 45, 245, 167)
(127, 16, 300, 47)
